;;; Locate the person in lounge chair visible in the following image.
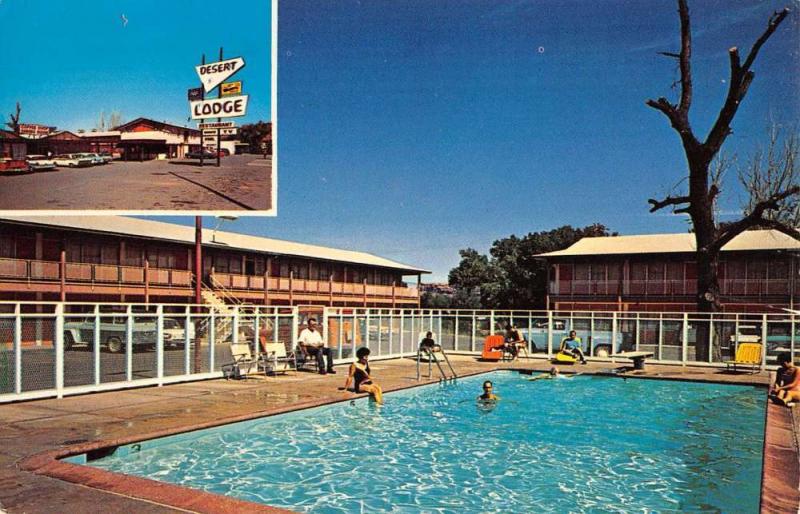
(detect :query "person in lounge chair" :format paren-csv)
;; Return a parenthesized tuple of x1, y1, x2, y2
(560, 330, 587, 364)
(344, 347, 383, 404)
(504, 324, 526, 359)
(419, 331, 440, 353)
(771, 353, 800, 406)
(477, 380, 500, 402)
(298, 318, 335, 375)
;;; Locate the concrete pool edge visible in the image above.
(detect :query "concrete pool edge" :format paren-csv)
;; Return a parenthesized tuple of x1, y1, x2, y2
(18, 369, 493, 514)
(14, 366, 794, 514)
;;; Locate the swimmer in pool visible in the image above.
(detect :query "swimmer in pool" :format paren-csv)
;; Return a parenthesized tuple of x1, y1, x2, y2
(477, 380, 499, 402)
(528, 366, 582, 381)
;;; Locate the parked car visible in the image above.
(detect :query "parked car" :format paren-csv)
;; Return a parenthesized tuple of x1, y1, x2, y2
(729, 324, 799, 361)
(0, 158, 29, 173)
(98, 151, 114, 163)
(186, 149, 217, 159)
(163, 318, 196, 349)
(25, 155, 57, 171)
(77, 152, 105, 165)
(53, 154, 93, 168)
(519, 319, 628, 357)
(63, 317, 196, 353)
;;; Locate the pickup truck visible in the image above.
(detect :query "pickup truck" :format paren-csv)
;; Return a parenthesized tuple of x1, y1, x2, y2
(729, 324, 798, 360)
(63, 317, 195, 353)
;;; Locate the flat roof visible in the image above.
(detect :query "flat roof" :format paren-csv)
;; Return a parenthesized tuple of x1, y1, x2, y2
(0, 216, 429, 274)
(537, 230, 800, 258)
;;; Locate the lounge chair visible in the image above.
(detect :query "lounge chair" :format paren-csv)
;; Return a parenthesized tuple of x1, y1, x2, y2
(480, 335, 506, 361)
(724, 342, 762, 373)
(222, 342, 260, 379)
(259, 336, 296, 375)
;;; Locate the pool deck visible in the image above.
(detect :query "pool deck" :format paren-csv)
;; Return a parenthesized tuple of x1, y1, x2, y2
(0, 356, 795, 514)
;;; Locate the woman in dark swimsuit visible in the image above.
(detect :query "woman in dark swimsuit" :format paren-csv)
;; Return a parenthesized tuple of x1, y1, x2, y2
(344, 347, 383, 404)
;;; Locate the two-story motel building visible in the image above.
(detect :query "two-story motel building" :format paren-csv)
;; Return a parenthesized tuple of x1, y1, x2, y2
(539, 230, 799, 313)
(0, 217, 426, 307)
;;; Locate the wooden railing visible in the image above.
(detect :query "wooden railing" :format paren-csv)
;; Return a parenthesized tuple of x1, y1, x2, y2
(213, 272, 419, 299)
(553, 278, 790, 297)
(0, 257, 191, 287)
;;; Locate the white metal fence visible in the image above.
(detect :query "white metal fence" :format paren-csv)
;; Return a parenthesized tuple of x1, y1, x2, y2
(2, 302, 796, 403)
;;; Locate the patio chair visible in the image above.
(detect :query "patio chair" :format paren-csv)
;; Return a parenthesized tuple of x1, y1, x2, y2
(258, 335, 296, 375)
(480, 335, 506, 362)
(295, 342, 321, 372)
(724, 342, 762, 373)
(221, 341, 259, 379)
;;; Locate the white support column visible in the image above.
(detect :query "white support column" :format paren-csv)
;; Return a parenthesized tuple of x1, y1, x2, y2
(635, 315, 640, 352)
(388, 313, 393, 356)
(93, 305, 101, 386)
(400, 310, 405, 355)
(454, 313, 460, 352)
(351, 314, 357, 360)
(791, 315, 796, 364)
(708, 315, 715, 364)
(184, 306, 191, 376)
(681, 313, 688, 364)
(292, 307, 299, 359)
(365, 310, 371, 351)
(471, 312, 477, 353)
(338, 313, 344, 359)
(761, 314, 768, 369)
(209, 311, 216, 372)
(14, 304, 22, 394)
(547, 311, 553, 357)
(156, 305, 164, 386)
(126, 305, 133, 381)
(490, 310, 495, 336)
(438, 314, 443, 351)
(611, 312, 618, 361)
(232, 306, 240, 346)
(54, 303, 64, 398)
(527, 313, 532, 357)
(589, 314, 595, 358)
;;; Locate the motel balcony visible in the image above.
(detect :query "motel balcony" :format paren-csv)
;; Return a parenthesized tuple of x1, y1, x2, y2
(552, 279, 793, 298)
(0, 257, 420, 306)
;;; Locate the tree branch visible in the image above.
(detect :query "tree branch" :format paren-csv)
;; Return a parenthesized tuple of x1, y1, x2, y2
(704, 8, 790, 155)
(648, 195, 691, 213)
(708, 184, 800, 253)
(677, 0, 692, 113)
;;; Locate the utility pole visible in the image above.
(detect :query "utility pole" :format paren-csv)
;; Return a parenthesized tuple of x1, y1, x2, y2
(199, 53, 205, 167)
(216, 47, 223, 168)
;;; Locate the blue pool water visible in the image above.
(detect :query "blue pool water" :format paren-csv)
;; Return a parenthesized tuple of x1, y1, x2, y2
(85, 372, 765, 513)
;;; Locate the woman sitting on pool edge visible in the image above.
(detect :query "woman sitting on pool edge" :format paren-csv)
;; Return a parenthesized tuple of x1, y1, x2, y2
(343, 347, 384, 404)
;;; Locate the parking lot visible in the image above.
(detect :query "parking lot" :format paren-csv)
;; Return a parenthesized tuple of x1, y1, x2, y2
(0, 154, 272, 211)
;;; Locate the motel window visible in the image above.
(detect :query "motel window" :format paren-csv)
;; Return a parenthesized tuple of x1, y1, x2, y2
(124, 245, 144, 267)
(725, 260, 746, 280)
(254, 257, 265, 276)
(66, 242, 82, 263)
(574, 264, 590, 281)
(320, 263, 330, 280)
(101, 244, 119, 265)
(770, 259, 789, 279)
(291, 261, 306, 279)
(213, 254, 229, 273)
(685, 261, 697, 280)
(747, 260, 766, 280)
(83, 243, 101, 264)
(229, 257, 242, 275)
(280, 262, 290, 278)
(559, 264, 573, 281)
(666, 262, 683, 280)
(0, 236, 13, 258)
(590, 265, 605, 282)
(42, 239, 61, 261)
(309, 262, 319, 281)
(606, 264, 621, 281)
(647, 262, 664, 281)
(333, 265, 344, 282)
(630, 262, 646, 281)
(352, 269, 362, 283)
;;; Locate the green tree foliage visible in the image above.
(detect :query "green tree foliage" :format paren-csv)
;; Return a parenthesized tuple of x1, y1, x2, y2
(448, 224, 616, 309)
(239, 121, 272, 154)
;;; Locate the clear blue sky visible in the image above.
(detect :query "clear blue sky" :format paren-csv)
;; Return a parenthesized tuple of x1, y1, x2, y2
(0, 0, 270, 131)
(19, 0, 797, 283)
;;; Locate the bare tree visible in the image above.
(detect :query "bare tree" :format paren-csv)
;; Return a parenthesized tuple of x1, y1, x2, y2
(96, 110, 106, 131)
(646, 1, 797, 321)
(740, 125, 799, 227)
(5, 102, 21, 133)
(109, 111, 123, 130)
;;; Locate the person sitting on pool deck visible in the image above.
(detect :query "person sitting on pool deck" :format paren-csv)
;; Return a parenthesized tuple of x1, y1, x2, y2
(344, 347, 383, 404)
(419, 331, 440, 353)
(504, 324, 526, 359)
(560, 330, 587, 364)
(298, 318, 335, 375)
(771, 353, 800, 406)
(477, 380, 500, 402)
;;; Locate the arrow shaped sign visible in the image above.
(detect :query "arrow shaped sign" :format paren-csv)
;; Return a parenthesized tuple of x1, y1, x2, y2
(195, 57, 245, 93)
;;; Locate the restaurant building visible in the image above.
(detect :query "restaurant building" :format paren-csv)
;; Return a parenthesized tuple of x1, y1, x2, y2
(538, 230, 800, 313)
(0, 130, 27, 159)
(0, 216, 426, 307)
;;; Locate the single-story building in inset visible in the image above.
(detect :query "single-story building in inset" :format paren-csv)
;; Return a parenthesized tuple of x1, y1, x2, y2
(27, 130, 90, 156)
(537, 230, 800, 313)
(110, 118, 201, 161)
(0, 130, 27, 160)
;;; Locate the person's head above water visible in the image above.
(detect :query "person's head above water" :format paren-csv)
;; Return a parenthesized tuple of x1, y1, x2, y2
(356, 346, 370, 361)
(482, 380, 493, 392)
(549, 366, 559, 376)
(778, 352, 794, 368)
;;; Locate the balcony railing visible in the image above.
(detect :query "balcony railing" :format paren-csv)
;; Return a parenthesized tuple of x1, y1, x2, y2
(213, 272, 419, 299)
(0, 258, 419, 301)
(553, 278, 791, 297)
(0, 257, 191, 287)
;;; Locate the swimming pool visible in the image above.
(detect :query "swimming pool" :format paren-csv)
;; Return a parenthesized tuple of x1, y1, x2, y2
(80, 371, 765, 513)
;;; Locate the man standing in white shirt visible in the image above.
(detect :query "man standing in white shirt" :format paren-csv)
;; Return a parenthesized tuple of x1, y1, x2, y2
(298, 317, 335, 374)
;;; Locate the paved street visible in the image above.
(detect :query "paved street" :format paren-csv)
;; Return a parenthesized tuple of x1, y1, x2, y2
(0, 154, 272, 211)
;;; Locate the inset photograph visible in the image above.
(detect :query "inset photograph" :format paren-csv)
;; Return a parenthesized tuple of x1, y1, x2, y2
(0, 0, 274, 213)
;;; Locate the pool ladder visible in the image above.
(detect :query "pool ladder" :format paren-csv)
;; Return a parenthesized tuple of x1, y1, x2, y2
(416, 344, 458, 381)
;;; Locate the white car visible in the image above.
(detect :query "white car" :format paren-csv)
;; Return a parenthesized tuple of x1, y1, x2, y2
(25, 155, 57, 171)
(77, 152, 105, 165)
(53, 154, 93, 168)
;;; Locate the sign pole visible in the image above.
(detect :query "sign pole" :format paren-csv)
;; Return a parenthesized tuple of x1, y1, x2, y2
(217, 47, 223, 168)
(200, 53, 206, 167)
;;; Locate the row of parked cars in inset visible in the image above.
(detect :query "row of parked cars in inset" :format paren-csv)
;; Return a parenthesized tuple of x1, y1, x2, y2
(25, 152, 115, 172)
